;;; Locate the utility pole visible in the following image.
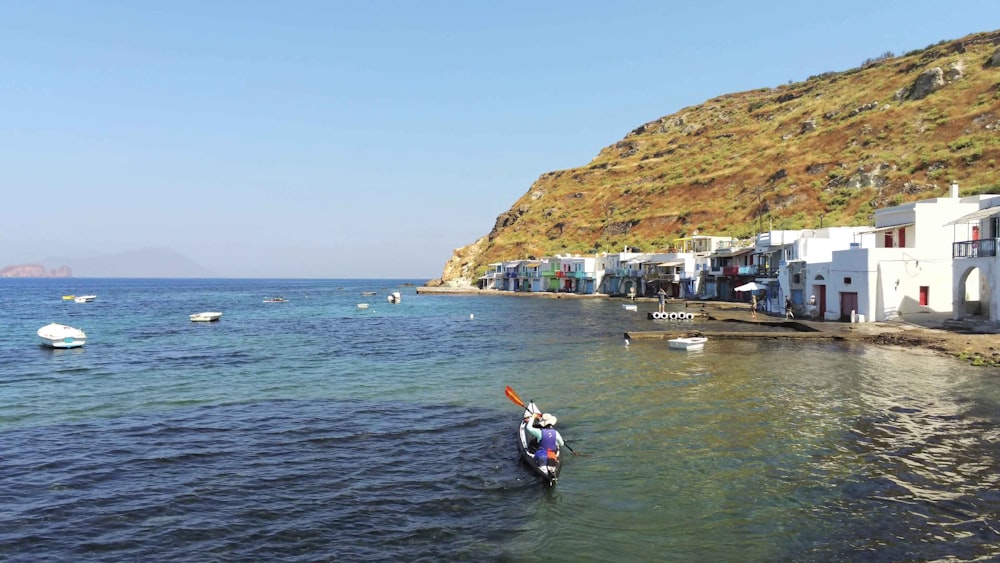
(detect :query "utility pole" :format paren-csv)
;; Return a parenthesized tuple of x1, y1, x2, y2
(753, 186, 763, 234)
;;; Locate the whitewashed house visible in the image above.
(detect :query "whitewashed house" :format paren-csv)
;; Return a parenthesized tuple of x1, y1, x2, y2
(946, 191, 1000, 323)
(706, 241, 756, 299)
(480, 262, 504, 290)
(825, 185, 983, 322)
(781, 227, 874, 318)
(556, 255, 603, 294)
(673, 235, 731, 298)
(598, 251, 643, 296)
(752, 230, 804, 313)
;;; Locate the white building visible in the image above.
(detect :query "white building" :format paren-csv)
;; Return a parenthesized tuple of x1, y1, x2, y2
(783, 227, 874, 318)
(825, 185, 984, 322)
(946, 193, 1000, 323)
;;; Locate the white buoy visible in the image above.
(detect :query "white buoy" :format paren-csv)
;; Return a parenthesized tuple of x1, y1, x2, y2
(470, 313, 474, 320)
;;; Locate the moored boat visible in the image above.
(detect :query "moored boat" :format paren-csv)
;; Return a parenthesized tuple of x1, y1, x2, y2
(189, 311, 223, 322)
(37, 323, 87, 348)
(263, 296, 287, 303)
(74, 295, 96, 303)
(668, 336, 708, 350)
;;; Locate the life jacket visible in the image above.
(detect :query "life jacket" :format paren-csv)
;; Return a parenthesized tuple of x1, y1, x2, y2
(534, 428, 559, 463)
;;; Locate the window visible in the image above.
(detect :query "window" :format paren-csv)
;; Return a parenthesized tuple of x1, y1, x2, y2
(844, 277, 852, 285)
(793, 273, 801, 284)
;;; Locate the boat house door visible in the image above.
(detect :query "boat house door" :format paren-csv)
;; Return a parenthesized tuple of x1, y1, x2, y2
(839, 292, 858, 322)
(818, 285, 827, 319)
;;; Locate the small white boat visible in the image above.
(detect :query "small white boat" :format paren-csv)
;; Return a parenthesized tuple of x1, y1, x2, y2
(357, 303, 369, 309)
(668, 336, 707, 351)
(387, 291, 401, 304)
(38, 323, 87, 348)
(189, 311, 223, 322)
(622, 304, 638, 311)
(263, 296, 287, 303)
(74, 295, 96, 303)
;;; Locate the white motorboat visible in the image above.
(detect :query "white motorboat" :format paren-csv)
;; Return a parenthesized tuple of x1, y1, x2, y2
(190, 311, 223, 322)
(387, 291, 401, 304)
(668, 336, 707, 351)
(357, 303, 369, 309)
(74, 295, 96, 303)
(38, 323, 87, 348)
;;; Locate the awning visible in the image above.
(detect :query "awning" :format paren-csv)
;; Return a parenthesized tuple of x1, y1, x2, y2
(657, 261, 683, 267)
(626, 258, 649, 264)
(523, 262, 541, 267)
(720, 247, 754, 256)
(855, 222, 915, 234)
(945, 207, 1000, 225)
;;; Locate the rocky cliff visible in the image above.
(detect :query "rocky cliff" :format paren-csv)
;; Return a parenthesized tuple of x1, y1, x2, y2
(431, 30, 1000, 286)
(0, 264, 72, 278)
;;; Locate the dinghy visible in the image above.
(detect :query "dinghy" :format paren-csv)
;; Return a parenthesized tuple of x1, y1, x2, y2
(668, 336, 707, 351)
(38, 323, 87, 348)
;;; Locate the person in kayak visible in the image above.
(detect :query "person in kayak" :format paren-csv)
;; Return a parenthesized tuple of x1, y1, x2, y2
(525, 413, 564, 466)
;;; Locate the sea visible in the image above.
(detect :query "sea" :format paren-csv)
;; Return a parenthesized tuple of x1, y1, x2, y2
(2, 278, 1000, 562)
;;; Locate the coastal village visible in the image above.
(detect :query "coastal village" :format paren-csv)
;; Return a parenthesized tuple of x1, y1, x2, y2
(467, 182, 1000, 330)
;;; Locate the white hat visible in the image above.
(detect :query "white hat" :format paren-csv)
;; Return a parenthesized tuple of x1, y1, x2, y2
(540, 413, 557, 427)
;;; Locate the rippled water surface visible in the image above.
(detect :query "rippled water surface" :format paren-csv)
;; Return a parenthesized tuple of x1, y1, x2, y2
(3, 279, 1000, 561)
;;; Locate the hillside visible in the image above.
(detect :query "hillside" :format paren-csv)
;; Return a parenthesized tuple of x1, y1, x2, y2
(431, 30, 1000, 286)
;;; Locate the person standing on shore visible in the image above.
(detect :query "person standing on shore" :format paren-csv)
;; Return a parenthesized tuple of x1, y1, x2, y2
(657, 287, 667, 313)
(750, 292, 758, 320)
(785, 296, 794, 319)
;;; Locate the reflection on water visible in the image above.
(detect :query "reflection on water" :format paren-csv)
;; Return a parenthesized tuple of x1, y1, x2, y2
(3, 282, 1000, 560)
(512, 335, 1000, 561)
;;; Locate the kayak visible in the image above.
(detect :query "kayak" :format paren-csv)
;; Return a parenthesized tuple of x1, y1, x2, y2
(517, 400, 561, 486)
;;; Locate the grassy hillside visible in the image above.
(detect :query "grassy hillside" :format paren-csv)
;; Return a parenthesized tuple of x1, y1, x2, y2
(432, 30, 1000, 285)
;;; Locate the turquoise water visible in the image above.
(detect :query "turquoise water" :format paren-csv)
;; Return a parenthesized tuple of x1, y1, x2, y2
(2, 279, 1000, 561)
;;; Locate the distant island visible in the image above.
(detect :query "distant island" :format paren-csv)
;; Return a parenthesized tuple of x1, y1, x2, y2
(0, 264, 72, 278)
(1, 247, 216, 278)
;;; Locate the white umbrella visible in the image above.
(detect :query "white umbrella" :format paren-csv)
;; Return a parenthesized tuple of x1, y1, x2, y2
(734, 281, 764, 292)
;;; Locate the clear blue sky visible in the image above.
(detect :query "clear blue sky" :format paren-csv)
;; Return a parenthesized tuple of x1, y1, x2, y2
(3, 1, 998, 278)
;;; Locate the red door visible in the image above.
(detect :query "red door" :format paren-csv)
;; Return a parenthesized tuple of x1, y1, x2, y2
(818, 285, 827, 318)
(839, 292, 859, 321)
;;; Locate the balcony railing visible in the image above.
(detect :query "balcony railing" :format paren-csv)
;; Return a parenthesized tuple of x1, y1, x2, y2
(954, 238, 998, 258)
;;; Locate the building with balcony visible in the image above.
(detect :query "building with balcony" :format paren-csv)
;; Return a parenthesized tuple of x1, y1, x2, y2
(946, 192, 1000, 323)
(825, 184, 987, 322)
(480, 262, 504, 290)
(598, 251, 644, 296)
(556, 255, 602, 294)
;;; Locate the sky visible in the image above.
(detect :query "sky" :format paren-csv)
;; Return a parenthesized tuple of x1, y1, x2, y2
(3, 1, 999, 278)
